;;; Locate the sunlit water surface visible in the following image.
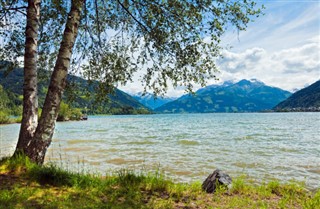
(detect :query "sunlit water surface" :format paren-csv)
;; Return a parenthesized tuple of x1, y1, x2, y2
(1, 113, 319, 189)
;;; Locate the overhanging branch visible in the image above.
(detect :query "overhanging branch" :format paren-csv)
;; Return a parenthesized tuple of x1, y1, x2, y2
(116, 0, 150, 33)
(0, 6, 27, 19)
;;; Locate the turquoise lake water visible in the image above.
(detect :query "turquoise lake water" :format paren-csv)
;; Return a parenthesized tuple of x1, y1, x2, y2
(1, 113, 319, 189)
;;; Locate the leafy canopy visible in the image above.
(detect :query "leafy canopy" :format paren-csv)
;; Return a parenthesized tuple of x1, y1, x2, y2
(0, 0, 263, 95)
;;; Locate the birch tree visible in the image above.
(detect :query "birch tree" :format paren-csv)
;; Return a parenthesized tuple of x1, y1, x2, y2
(0, 0, 262, 164)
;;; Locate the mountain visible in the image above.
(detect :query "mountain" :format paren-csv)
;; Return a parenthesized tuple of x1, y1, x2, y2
(132, 92, 176, 109)
(273, 80, 320, 111)
(155, 79, 292, 113)
(0, 66, 150, 115)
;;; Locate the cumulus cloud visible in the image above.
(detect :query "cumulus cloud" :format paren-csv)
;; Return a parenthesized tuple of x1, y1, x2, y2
(214, 40, 320, 92)
(121, 41, 319, 97)
(218, 48, 266, 73)
(272, 43, 320, 73)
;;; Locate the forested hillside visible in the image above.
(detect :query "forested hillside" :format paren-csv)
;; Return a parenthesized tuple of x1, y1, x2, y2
(274, 80, 320, 111)
(0, 65, 150, 116)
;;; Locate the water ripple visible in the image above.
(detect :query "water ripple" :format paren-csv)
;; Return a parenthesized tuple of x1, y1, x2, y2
(1, 113, 319, 190)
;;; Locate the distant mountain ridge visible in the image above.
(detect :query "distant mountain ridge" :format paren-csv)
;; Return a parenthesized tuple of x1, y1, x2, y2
(132, 92, 176, 109)
(155, 79, 292, 113)
(0, 66, 150, 115)
(274, 80, 320, 111)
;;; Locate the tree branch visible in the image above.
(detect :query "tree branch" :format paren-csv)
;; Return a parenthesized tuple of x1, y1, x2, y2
(94, 0, 102, 46)
(0, 6, 28, 13)
(15, 9, 27, 16)
(0, 6, 27, 20)
(116, 0, 150, 33)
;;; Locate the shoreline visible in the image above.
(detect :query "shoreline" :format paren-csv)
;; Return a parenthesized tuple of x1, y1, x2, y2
(0, 155, 319, 208)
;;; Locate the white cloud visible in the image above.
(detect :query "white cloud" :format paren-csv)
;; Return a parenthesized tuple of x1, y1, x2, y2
(215, 40, 320, 92)
(218, 48, 266, 73)
(273, 43, 320, 73)
(121, 40, 319, 97)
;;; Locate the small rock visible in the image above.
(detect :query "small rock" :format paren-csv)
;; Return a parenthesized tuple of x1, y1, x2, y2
(202, 169, 232, 193)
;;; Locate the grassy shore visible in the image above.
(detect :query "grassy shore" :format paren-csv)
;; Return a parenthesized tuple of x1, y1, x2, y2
(0, 155, 319, 209)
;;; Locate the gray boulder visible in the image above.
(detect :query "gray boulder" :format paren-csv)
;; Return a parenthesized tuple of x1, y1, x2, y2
(202, 169, 232, 193)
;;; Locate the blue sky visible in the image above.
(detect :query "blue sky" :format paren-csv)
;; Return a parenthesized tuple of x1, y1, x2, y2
(120, 0, 320, 97)
(224, 0, 319, 51)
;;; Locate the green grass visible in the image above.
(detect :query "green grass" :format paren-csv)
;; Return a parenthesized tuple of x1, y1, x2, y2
(0, 154, 319, 209)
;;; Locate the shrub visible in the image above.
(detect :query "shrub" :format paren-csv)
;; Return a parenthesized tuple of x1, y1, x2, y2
(57, 102, 83, 121)
(10, 105, 22, 116)
(70, 108, 82, 120)
(0, 110, 11, 124)
(57, 101, 71, 121)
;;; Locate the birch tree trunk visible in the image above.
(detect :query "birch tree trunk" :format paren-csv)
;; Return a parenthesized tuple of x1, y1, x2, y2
(23, 0, 85, 164)
(15, 0, 41, 154)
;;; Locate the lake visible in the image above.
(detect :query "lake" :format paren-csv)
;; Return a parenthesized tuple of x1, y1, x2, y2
(1, 113, 319, 189)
